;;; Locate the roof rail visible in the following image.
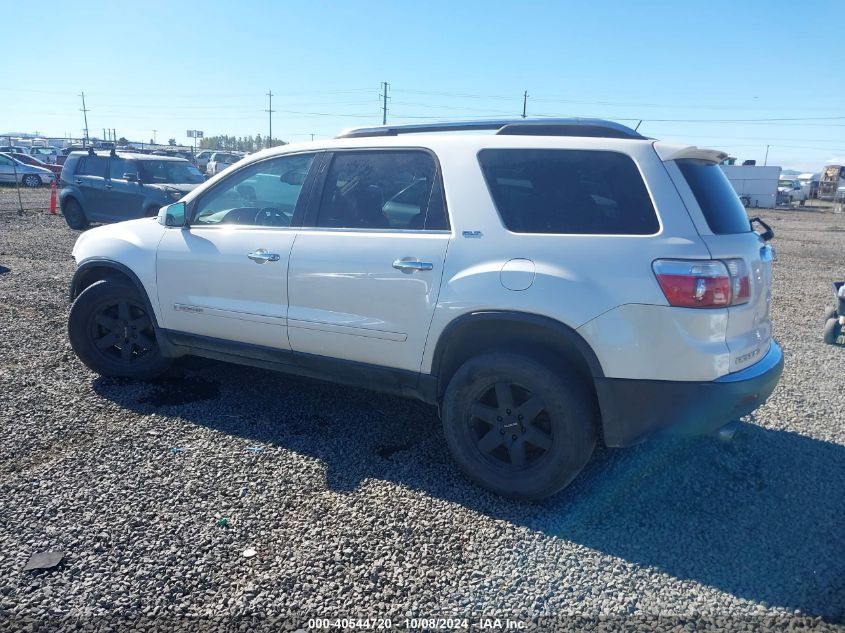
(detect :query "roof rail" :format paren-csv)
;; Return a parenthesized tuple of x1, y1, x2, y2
(335, 118, 646, 140)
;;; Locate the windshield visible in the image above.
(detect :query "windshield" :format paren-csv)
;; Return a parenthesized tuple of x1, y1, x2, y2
(779, 180, 795, 187)
(138, 160, 204, 184)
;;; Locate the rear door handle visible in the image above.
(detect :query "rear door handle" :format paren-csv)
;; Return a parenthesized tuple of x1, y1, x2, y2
(75, 179, 83, 184)
(247, 249, 281, 264)
(104, 184, 113, 189)
(392, 259, 433, 272)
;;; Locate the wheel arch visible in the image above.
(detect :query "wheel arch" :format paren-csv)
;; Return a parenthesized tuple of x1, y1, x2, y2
(430, 311, 604, 400)
(70, 259, 158, 326)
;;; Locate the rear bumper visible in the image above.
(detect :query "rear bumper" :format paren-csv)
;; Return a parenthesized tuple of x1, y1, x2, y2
(596, 341, 784, 447)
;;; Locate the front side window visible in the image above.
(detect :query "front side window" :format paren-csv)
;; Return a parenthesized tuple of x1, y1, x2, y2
(478, 149, 659, 235)
(109, 158, 136, 180)
(192, 153, 316, 227)
(76, 156, 108, 177)
(312, 150, 448, 230)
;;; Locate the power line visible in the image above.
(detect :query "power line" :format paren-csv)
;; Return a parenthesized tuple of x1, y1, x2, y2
(79, 91, 90, 146)
(380, 82, 390, 125)
(266, 90, 275, 148)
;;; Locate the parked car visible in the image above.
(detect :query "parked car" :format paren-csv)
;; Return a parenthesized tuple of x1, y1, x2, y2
(206, 152, 241, 176)
(0, 145, 30, 155)
(0, 152, 55, 187)
(59, 150, 204, 229)
(9, 152, 62, 176)
(66, 118, 782, 500)
(29, 146, 58, 164)
(777, 178, 807, 206)
(194, 149, 215, 173)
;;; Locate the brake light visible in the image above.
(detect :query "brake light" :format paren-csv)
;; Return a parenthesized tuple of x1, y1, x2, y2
(724, 258, 751, 305)
(653, 260, 731, 308)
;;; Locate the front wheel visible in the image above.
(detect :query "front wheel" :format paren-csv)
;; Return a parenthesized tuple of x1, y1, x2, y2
(441, 352, 597, 500)
(68, 278, 171, 379)
(22, 174, 41, 188)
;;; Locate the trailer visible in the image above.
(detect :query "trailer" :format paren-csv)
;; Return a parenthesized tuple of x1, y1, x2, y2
(819, 165, 845, 200)
(719, 164, 781, 208)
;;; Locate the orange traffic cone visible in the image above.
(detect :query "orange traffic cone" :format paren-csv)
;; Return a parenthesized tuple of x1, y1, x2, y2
(49, 179, 57, 215)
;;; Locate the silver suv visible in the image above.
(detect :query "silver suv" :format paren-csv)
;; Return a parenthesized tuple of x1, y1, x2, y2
(67, 119, 783, 499)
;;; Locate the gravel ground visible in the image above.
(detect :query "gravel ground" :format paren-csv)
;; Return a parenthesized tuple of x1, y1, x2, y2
(0, 196, 844, 632)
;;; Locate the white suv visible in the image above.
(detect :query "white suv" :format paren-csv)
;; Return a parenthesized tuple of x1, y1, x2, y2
(67, 118, 783, 500)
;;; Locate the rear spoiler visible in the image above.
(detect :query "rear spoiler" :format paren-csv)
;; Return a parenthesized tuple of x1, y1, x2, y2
(653, 142, 729, 164)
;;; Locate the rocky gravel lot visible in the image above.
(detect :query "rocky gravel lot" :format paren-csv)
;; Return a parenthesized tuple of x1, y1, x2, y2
(0, 194, 843, 631)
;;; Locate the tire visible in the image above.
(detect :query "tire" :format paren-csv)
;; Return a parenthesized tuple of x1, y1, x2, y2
(823, 318, 841, 345)
(800, 199, 806, 207)
(441, 352, 597, 500)
(824, 306, 837, 322)
(22, 174, 41, 188)
(68, 278, 171, 379)
(62, 198, 89, 230)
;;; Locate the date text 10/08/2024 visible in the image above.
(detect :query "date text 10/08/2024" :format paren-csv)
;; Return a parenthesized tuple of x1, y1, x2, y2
(308, 618, 525, 630)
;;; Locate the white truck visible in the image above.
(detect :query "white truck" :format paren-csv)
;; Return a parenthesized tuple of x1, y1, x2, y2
(719, 164, 781, 208)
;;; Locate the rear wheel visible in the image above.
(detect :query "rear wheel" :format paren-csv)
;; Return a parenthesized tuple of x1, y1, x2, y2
(68, 278, 171, 379)
(441, 352, 597, 500)
(824, 306, 837, 322)
(22, 174, 41, 188)
(62, 198, 89, 230)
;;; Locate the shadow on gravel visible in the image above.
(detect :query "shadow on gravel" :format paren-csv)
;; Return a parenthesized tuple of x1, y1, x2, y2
(93, 359, 845, 621)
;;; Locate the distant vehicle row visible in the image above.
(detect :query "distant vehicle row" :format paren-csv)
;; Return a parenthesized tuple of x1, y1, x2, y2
(58, 150, 204, 229)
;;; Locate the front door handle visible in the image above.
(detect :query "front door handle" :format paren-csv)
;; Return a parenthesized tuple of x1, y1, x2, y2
(104, 184, 113, 189)
(392, 259, 433, 272)
(75, 179, 83, 184)
(247, 249, 280, 264)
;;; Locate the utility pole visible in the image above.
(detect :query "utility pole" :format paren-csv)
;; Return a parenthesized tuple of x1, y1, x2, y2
(764, 144, 770, 166)
(522, 90, 529, 119)
(310, 133, 315, 141)
(380, 82, 389, 125)
(79, 92, 90, 146)
(266, 90, 275, 148)
(152, 130, 157, 144)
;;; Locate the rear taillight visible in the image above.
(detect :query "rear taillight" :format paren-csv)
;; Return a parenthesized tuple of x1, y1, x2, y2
(724, 258, 751, 305)
(653, 260, 731, 308)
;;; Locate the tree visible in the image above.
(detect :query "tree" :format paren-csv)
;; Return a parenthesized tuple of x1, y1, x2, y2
(168, 138, 176, 146)
(117, 137, 129, 146)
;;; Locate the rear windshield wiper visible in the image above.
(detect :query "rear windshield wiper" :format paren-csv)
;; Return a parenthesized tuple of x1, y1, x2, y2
(750, 217, 774, 241)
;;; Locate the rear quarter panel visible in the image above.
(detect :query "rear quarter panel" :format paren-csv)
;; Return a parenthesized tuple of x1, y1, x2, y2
(420, 137, 713, 378)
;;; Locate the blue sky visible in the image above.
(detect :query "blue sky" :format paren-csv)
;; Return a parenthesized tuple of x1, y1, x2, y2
(2, 0, 843, 171)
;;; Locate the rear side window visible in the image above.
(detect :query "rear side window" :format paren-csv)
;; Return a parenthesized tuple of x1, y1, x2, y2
(676, 160, 751, 234)
(76, 156, 107, 177)
(478, 149, 658, 235)
(312, 150, 448, 230)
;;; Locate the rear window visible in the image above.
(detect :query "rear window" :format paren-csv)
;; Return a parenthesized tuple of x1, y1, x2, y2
(677, 160, 751, 234)
(478, 149, 659, 235)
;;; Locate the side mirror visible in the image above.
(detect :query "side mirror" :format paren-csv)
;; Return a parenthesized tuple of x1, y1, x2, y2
(123, 173, 138, 182)
(159, 201, 186, 227)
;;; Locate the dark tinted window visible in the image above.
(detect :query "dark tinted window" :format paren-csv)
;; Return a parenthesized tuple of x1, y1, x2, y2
(478, 149, 658, 235)
(109, 158, 136, 180)
(677, 160, 751, 234)
(77, 156, 107, 177)
(138, 160, 204, 184)
(313, 151, 447, 230)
